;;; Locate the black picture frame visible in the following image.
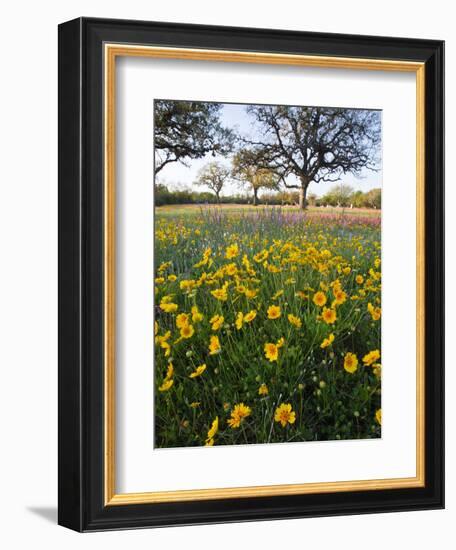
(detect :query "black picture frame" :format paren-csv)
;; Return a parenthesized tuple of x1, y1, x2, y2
(58, 17, 444, 532)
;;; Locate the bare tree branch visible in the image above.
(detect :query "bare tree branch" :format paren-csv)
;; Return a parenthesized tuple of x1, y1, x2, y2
(154, 100, 235, 174)
(243, 106, 381, 209)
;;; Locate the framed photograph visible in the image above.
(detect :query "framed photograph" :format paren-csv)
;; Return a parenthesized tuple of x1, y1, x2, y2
(58, 17, 444, 531)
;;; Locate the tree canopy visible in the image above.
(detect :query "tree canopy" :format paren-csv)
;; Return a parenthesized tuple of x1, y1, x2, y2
(231, 149, 280, 205)
(244, 105, 381, 209)
(195, 161, 231, 203)
(321, 184, 355, 207)
(363, 188, 381, 209)
(154, 100, 234, 174)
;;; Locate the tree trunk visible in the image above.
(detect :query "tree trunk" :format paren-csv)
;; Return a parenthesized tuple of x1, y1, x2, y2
(216, 192, 220, 204)
(298, 186, 307, 210)
(253, 187, 258, 206)
(298, 177, 310, 210)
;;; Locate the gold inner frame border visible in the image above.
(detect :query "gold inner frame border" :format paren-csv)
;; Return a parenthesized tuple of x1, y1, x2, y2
(103, 44, 425, 505)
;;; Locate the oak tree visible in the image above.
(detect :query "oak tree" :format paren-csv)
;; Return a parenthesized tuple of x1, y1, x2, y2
(154, 100, 234, 174)
(245, 105, 381, 209)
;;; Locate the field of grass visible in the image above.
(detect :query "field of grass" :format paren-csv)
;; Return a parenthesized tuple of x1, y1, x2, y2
(154, 205, 381, 448)
(156, 203, 381, 218)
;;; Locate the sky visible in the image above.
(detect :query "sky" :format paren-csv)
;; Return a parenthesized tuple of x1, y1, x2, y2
(155, 102, 382, 198)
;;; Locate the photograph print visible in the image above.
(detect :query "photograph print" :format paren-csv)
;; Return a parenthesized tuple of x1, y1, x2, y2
(154, 99, 382, 449)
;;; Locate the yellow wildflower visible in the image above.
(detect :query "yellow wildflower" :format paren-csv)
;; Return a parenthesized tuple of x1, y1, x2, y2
(179, 279, 196, 293)
(225, 263, 238, 276)
(160, 341, 171, 357)
(210, 314, 224, 331)
(344, 352, 358, 374)
(158, 261, 172, 273)
(225, 243, 239, 259)
(189, 364, 207, 379)
(266, 263, 281, 273)
(258, 383, 269, 396)
(320, 333, 335, 348)
(322, 307, 337, 324)
(368, 302, 382, 321)
(264, 342, 279, 362)
(243, 310, 257, 323)
(205, 416, 219, 446)
(191, 306, 204, 323)
(333, 289, 347, 306)
(209, 335, 221, 355)
(194, 247, 212, 268)
(176, 313, 189, 329)
(267, 305, 281, 319)
(227, 403, 251, 428)
(244, 288, 258, 299)
(164, 362, 174, 380)
(180, 324, 195, 339)
(156, 331, 172, 357)
(158, 379, 173, 392)
(375, 408, 382, 425)
(207, 416, 219, 439)
(235, 311, 244, 330)
(313, 291, 327, 307)
(363, 349, 381, 366)
(274, 403, 296, 427)
(160, 301, 178, 313)
(253, 250, 269, 263)
(288, 314, 302, 328)
(211, 287, 228, 301)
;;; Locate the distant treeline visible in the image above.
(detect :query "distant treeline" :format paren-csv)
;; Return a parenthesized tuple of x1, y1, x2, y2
(155, 184, 249, 206)
(155, 183, 381, 209)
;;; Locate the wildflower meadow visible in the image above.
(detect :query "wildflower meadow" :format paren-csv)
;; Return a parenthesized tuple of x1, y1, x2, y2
(154, 206, 381, 448)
